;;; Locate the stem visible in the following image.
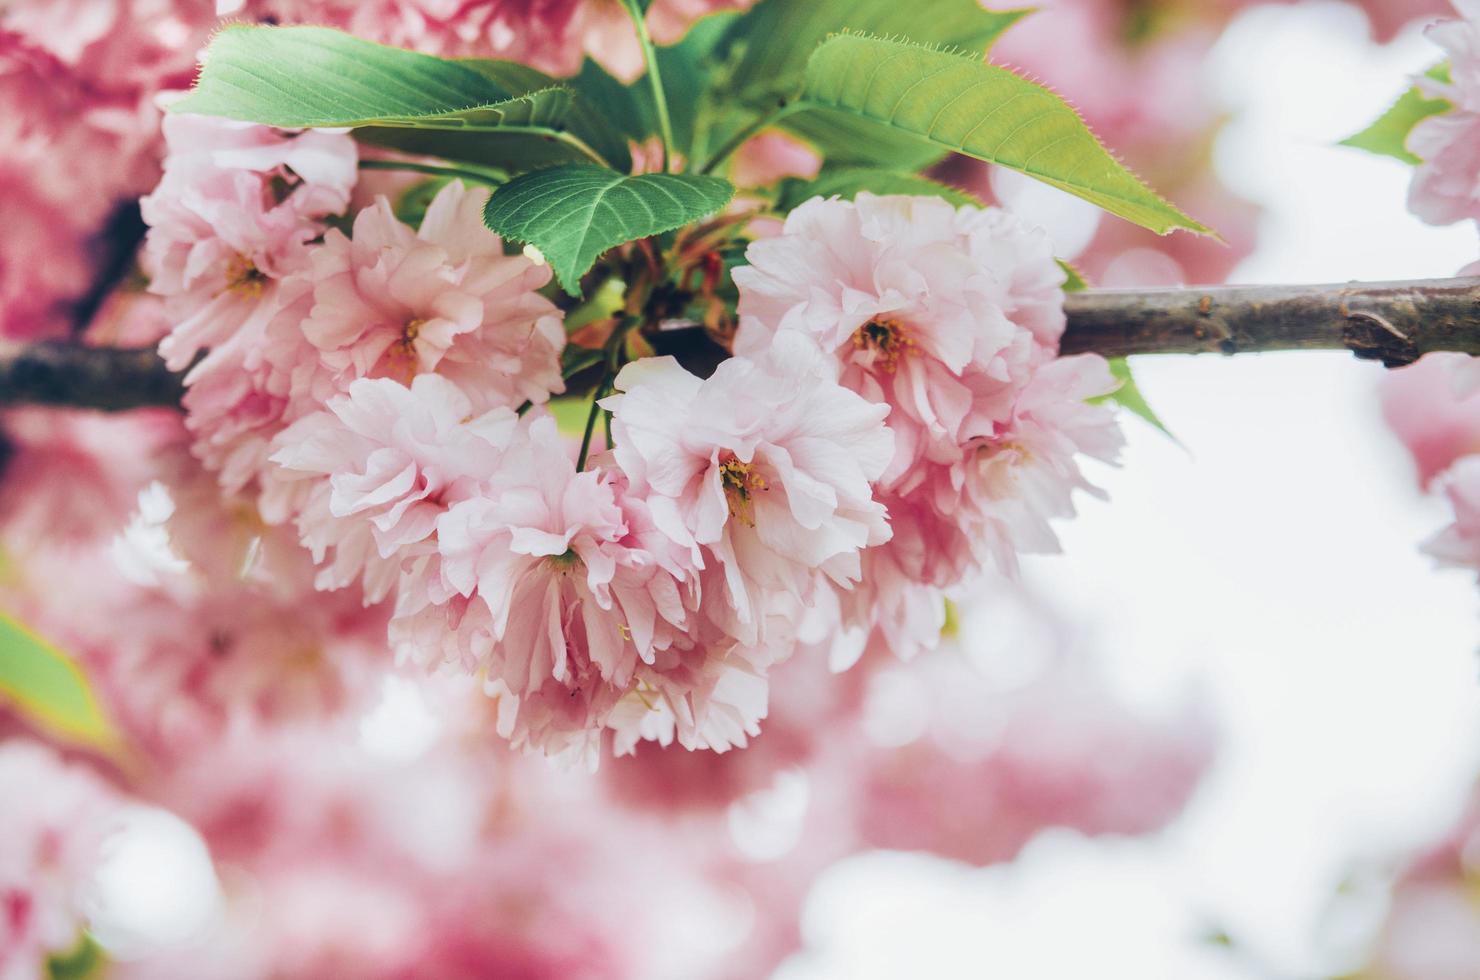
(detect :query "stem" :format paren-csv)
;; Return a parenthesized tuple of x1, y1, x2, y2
(13, 277, 1480, 414)
(576, 376, 610, 471)
(0, 341, 184, 411)
(357, 159, 506, 185)
(1058, 276, 1480, 366)
(698, 101, 802, 176)
(622, 0, 675, 173)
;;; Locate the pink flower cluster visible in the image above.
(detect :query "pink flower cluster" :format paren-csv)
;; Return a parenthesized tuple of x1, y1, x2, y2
(1382, 352, 1480, 582)
(735, 193, 1123, 667)
(142, 109, 1124, 763)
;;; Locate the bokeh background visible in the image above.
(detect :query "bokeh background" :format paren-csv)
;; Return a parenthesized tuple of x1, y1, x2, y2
(2, 2, 1478, 978)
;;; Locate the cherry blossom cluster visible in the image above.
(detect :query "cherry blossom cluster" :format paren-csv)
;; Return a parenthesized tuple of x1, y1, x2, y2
(138, 103, 1122, 763)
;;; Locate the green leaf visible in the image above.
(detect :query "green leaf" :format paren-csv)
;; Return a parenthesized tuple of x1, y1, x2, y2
(48, 935, 106, 980)
(171, 26, 616, 171)
(796, 35, 1212, 237)
(775, 167, 983, 211)
(567, 13, 741, 166)
(1094, 357, 1178, 442)
(458, 59, 634, 173)
(1057, 259, 1090, 293)
(720, 0, 1031, 102)
(174, 26, 563, 128)
(0, 612, 116, 752)
(1341, 63, 1452, 166)
(483, 165, 734, 295)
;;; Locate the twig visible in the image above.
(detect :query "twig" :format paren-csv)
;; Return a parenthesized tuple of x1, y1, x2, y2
(1058, 276, 1480, 366)
(8, 277, 1480, 413)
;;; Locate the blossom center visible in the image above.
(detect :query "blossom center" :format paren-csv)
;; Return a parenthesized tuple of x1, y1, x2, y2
(224, 254, 267, 296)
(851, 317, 913, 372)
(387, 318, 426, 380)
(719, 454, 768, 526)
(548, 548, 581, 572)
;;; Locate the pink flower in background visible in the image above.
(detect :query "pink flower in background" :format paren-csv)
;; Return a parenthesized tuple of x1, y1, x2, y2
(604, 334, 894, 643)
(1406, 2, 1480, 226)
(295, 181, 564, 412)
(0, 740, 123, 980)
(221, 0, 753, 81)
(1425, 456, 1480, 575)
(1381, 352, 1480, 487)
(853, 654, 1216, 865)
(1344, 781, 1480, 980)
(272, 374, 519, 601)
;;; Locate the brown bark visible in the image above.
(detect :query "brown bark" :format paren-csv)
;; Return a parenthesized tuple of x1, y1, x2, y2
(1058, 276, 1480, 366)
(0, 341, 184, 411)
(5, 277, 1480, 413)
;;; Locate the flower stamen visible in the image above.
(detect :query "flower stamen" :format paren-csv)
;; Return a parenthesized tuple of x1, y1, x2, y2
(851, 317, 913, 373)
(719, 454, 768, 526)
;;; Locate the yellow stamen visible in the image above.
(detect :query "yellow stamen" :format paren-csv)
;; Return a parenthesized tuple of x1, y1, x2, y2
(224, 255, 267, 296)
(719, 454, 768, 526)
(851, 317, 914, 372)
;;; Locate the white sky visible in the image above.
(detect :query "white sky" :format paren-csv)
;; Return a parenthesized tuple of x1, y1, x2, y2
(780, 4, 1480, 978)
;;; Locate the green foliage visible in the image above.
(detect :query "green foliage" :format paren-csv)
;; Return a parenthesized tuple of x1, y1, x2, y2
(0, 612, 116, 752)
(1095, 357, 1178, 442)
(173, 26, 616, 171)
(1341, 63, 1453, 165)
(1058, 259, 1090, 293)
(774, 168, 982, 211)
(175, 26, 565, 129)
(483, 165, 735, 295)
(47, 935, 106, 980)
(719, 0, 1030, 102)
(796, 35, 1212, 237)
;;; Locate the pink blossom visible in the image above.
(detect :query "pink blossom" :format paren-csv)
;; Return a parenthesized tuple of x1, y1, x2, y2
(1425, 456, 1480, 575)
(950, 354, 1124, 576)
(733, 194, 1121, 611)
(222, 0, 752, 81)
(1381, 352, 1480, 487)
(734, 194, 1062, 483)
(0, 740, 123, 980)
(1405, 2, 1480, 226)
(404, 413, 703, 763)
(295, 180, 564, 412)
(272, 374, 519, 602)
(854, 654, 1216, 865)
(142, 114, 357, 371)
(604, 333, 894, 642)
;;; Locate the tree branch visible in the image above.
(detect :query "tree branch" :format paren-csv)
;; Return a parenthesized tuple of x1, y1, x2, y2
(0, 341, 183, 411)
(1059, 276, 1480, 365)
(5, 277, 1480, 413)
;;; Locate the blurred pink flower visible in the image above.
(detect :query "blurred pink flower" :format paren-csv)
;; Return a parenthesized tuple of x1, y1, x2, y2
(1380, 352, 1480, 487)
(1407, 2, 1480, 226)
(1425, 456, 1480, 576)
(0, 740, 123, 980)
